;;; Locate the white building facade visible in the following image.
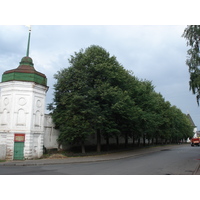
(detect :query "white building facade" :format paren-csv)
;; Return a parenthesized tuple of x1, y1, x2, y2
(0, 56, 50, 160)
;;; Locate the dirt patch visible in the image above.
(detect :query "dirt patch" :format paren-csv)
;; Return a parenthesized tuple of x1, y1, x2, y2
(47, 154, 67, 159)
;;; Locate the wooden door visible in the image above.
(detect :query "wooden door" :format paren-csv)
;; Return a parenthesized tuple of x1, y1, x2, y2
(14, 142, 24, 160)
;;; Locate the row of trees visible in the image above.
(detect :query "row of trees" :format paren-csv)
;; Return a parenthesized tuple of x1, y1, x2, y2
(48, 45, 194, 153)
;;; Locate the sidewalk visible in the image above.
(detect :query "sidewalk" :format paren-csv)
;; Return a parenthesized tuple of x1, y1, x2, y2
(2, 144, 199, 174)
(1, 145, 164, 166)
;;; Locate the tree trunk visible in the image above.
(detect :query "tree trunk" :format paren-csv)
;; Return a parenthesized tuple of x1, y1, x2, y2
(106, 134, 109, 151)
(125, 132, 128, 148)
(143, 135, 145, 146)
(81, 141, 85, 154)
(116, 136, 119, 147)
(132, 135, 135, 146)
(137, 138, 140, 146)
(97, 129, 101, 152)
(161, 139, 164, 145)
(58, 143, 62, 151)
(156, 136, 158, 145)
(152, 138, 154, 145)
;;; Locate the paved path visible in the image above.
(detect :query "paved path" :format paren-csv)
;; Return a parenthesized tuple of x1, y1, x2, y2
(1, 144, 200, 174)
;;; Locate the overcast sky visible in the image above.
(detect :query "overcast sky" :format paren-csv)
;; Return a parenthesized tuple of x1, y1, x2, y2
(0, 25, 199, 129)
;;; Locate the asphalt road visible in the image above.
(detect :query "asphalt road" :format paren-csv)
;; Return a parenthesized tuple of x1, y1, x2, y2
(1, 145, 200, 175)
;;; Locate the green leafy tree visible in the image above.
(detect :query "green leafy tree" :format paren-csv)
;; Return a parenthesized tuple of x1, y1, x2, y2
(129, 79, 160, 146)
(49, 45, 137, 153)
(182, 25, 200, 104)
(142, 92, 167, 145)
(168, 106, 194, 143)
(48, 44, 194, 153)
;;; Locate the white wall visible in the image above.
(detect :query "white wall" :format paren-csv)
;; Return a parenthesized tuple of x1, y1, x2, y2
(43, 114, 59, 149)
(0, 144, 6, 160)
(0, 81, 48, 159)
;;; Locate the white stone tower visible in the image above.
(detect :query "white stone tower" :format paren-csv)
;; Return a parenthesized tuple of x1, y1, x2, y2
(0, 27, 48, 160)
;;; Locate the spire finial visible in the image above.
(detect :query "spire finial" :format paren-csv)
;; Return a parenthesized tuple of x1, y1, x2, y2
(25, 25, 31, 57)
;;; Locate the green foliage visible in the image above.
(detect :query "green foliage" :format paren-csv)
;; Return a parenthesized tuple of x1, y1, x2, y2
(182, 25, 200, 105)
(49, 45, 194, 152)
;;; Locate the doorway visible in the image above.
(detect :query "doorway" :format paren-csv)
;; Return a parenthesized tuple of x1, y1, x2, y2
(14, 142, 24, 160)
(14, 134, 25, 160)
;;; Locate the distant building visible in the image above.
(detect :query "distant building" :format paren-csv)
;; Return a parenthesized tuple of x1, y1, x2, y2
(187, 114, 197, 138)
(196, 131, 200, 138)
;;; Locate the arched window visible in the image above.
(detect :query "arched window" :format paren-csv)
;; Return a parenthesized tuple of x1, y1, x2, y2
(35, 110, 40, 127)
(2, 109, 8, 125)
(17, 109, 25, 125)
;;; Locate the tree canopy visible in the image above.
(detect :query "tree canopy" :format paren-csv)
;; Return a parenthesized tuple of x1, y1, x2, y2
(182, 25, 200, 105)
(48, 45, 194, 153)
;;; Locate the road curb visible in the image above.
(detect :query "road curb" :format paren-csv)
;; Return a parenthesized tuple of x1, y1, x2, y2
(0, 144, 186, 167)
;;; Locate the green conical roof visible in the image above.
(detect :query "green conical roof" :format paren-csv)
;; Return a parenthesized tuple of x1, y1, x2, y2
(2, 56, 47, 86)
